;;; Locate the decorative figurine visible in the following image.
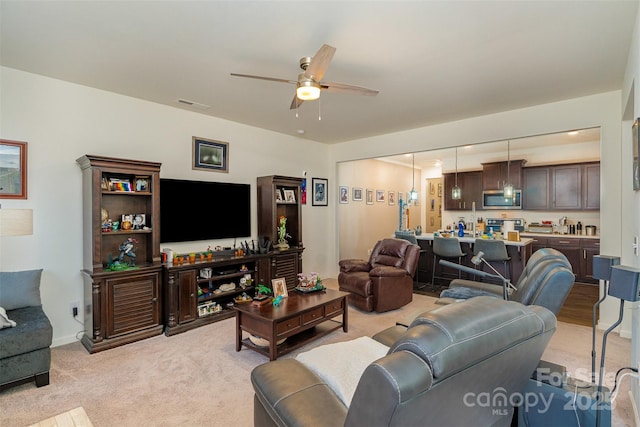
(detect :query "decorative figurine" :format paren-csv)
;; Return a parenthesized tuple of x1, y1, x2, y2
(118, 237, 137, 265)
(275, 216, 291, 250)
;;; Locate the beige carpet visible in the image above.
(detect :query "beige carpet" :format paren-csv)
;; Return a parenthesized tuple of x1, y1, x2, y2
(1, 280, 635, 427)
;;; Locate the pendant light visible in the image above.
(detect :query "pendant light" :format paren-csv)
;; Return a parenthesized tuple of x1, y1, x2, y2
(503, 140, 514, 198)
(409, 153, 418, 203)
(452, 147, 461, 200)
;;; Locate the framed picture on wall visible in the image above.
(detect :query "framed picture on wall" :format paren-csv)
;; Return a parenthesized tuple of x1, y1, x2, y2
(312, 178, 328, 206)
(366, 189, 374, 205)
(0, 140, 27, 199)
(352, 187, 363, 201)
(193, 136, 229, 173)
(376, 190, 385, 202)
(339, 186, 348, 204)
(388, 191, 395, 205)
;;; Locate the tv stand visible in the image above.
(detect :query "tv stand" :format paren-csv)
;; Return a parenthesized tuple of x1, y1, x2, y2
(163, 248, 303, 336)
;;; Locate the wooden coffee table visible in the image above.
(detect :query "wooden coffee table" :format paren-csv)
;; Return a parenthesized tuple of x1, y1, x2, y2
(234, 288, 349, 360)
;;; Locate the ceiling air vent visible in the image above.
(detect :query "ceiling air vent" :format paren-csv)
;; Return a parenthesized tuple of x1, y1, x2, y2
(176, 99, 211, 110)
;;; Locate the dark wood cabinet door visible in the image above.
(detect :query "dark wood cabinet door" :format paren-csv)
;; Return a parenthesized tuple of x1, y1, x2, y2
(523, 167, 550, 210)
(177, 269, 197, 323)
(482, 163, 502, 190)
(482, 161, 523, 191)
(444, 171, 482, 210)
(580, 239, 600, 284)
(551, 165, 581, 209)
(582, 163, 600, 210)
(105, 270, 161, 338)
(271, 251, 302, 290)
(546, 237, 582, 278)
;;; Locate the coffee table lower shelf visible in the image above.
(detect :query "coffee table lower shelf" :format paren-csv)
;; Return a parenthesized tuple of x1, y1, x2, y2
(240, 320, 343, 359)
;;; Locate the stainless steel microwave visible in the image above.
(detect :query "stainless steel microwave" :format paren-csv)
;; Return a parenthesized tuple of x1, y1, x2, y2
(482, 190, 522, 209)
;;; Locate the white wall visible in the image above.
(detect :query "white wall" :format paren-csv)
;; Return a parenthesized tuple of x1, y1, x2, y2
(621, 1, 640, 419)
(0, 67, 333, 346)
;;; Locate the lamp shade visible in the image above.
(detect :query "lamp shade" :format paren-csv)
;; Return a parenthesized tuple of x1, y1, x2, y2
(0, 208, 33, 236)
(608, 265, 640, 302)
(592, 255, 621, 281)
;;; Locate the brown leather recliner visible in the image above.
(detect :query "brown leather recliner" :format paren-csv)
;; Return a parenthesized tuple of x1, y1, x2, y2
(338, 238, 420, 312)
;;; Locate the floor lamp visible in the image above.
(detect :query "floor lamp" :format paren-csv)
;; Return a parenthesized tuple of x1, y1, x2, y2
(590, 255, 620, 383)
(596, 264, 640, 427)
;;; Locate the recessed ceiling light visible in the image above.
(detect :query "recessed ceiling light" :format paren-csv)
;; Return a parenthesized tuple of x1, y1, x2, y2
(568, 131, 579, 136)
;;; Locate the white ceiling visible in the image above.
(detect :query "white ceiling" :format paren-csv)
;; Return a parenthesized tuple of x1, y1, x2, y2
(0, 1, 636, 145)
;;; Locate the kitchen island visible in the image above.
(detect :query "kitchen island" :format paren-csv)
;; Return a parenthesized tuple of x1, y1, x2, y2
(412, 233, 534, 285)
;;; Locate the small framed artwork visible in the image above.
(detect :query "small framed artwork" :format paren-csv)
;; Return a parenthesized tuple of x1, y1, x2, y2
(376, 190, 385, 202)
(101, 177, 108, 191)
(388, 191, 395, 205)
(193, 136, 229, 173)
(339, 186, 348, 204)
(312, 178, 328, 206)
(366, 189, 374, 205)
(0, 140, 27, 199)
(135, 176, 150, 192)
(272, 278, 288, 298)
(283, 189, 296, 203)
(275, 189, 283, 203)
(132, 213, 146, 230)
(109, 178, 132, 192)
(352, 187, 363, 201)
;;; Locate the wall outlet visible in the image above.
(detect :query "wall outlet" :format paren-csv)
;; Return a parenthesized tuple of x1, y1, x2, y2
(70, 301, 79, 317)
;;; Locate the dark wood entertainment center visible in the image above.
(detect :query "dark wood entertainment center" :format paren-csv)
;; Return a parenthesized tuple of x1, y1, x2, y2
(77, 159, 306, 350)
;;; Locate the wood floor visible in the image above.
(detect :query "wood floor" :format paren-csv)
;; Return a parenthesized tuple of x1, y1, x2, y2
(414, 281, 599, 327)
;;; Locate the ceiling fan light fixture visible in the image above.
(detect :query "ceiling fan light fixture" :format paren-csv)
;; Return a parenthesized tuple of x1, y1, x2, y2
(296, 77, 321, 101)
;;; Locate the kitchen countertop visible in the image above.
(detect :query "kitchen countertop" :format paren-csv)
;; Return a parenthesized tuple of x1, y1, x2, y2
(520, 232, 600, 240)
(415, 232, 533, 247)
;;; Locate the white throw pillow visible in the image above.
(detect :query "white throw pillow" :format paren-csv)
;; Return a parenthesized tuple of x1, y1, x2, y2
(0, 306, 16, 329)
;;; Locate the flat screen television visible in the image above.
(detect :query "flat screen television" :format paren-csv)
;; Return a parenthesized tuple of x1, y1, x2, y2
(160, 178, 251, 243)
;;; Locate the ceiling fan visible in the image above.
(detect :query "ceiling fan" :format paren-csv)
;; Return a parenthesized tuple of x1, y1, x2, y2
(230, 44, 379, 109)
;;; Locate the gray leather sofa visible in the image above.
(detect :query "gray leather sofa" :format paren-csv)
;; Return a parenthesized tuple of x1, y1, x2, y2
(0, 269, 52, 391)
(251, 296, 556, 427)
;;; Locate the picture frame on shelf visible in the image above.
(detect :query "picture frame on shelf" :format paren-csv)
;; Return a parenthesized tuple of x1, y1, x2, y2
(283, 189, 296, 203)
(312, 177, 328, 206)
(275, 189, 283, 203)
(132, 213, 146, 230)
(272, 278, 288, 298)
(193, 136, 229, 173)
(135, 176, 150, 192)
(339, 186, 348, 204)
(376, 190, 385, 202)
(366, 189, 374, 205)
(101, 177, 108, 191)
(352, 187, 363, 201)
(0, 139, 27, 199)
(109, 178, 132, 192)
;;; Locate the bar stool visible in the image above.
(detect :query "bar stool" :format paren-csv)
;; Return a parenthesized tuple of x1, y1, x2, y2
(431, 236, 466, 286)
(473, 239, 511, 281)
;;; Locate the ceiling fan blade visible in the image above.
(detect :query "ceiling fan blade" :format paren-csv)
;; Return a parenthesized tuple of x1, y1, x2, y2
(321, 81, 379, 96)
(304, 44, 336, 82)
(290, 94, 304, 110)
(230, 73, 296, 85)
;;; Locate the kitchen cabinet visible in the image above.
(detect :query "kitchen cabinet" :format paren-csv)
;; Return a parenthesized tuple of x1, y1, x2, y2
(582, 163, 600, 210)
(443, 171, 483, 211)
(551, 164, 582, 209)
(482, 160, 524, 191)
(522, 167, 550, 210)
(528, 236, 599, 284)
(522, 162, 599, 211)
